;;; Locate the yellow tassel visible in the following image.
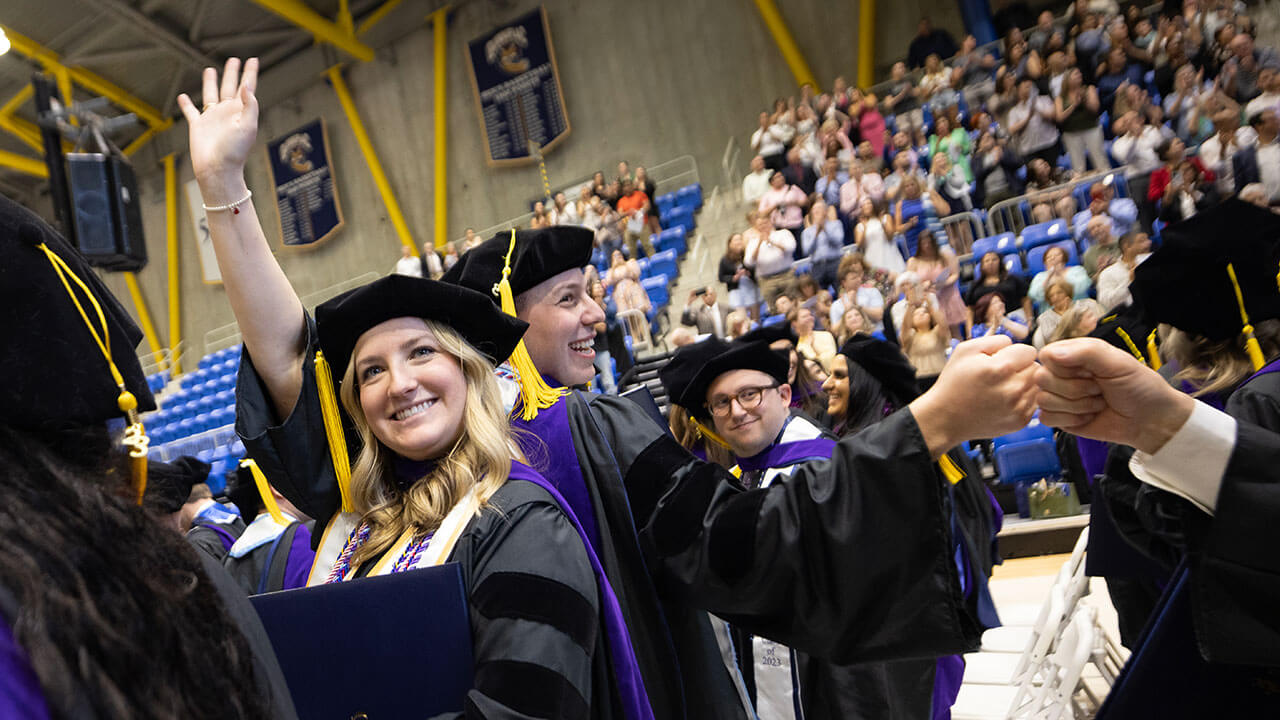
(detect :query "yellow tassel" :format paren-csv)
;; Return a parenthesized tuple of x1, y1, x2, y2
(314, 350, 355, 513)
(938, 453, 965, 485)
(494, 230, 568, 420)
(729, 464, 742, 479)
(1113, 327, 1147, 366)
(1226, 264, 1266, 372)
(1146, 329, 1162, 371)
(241, 458, 288, 526)
(691, 417, 732, 450)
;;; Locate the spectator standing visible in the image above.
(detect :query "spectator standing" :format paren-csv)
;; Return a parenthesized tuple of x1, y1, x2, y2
(1096, 47, 1147, 113)
(392, 245, 423, 277)
(973, 131, 1026, 208)
(1081, 215, 1123, 279)
(1056, 68, 1110, 172)
(529, 200, 551, 229)
(899, 295, 951, 378)
(420, 242, 443, 279)
(814, 157, 848, 209)
(1008, 78, 1063, 166)
(907, 17, 959, 69)
(742, 155, 773, 206)
(616, 179, 656, 258)
(966, 250, 1033, 324)
(1245, 67, 1280, 121)
(1096, 231, 1152, 310)
(791, 306, 839, 372)
(920, 54, 959, 116)
(589, 280, 618, 394)
(928, 115, 974, 183)
(442, 241, 460, 271)
(882, 62, 924, 132)
(883, 151, 925, 203)
(549, 191, 579, 226)
(745, 211, 798, 311)
(1199, 108, 1258, 196)
(780, 147, 819, 195)
(839, 161, 886, 217)
(929, 152, 975, 219)
(758, 170, 810, 252)
(891, 175, 949, 257)
(801, 199, 846, 288)
(1158, 159, 1220, 221)
(1231, 107, 1280, 202)
(828, 253, 886, 332)
(1222, 33, 1280, 103)
(906, 229, 967, 335)
(1031, 278, 1076, 348)
(681, 287, 730, 339)
(1112, 110, 1173, 228)
(854, 197, 905, 275)
(852, 91, 888, 159)
(953, 34, 999, 109)
(751, 111, 791, 171)
(720, 232, 761, 321)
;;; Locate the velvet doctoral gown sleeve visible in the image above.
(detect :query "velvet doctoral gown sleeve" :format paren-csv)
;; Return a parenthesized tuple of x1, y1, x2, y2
(234, 315, 344, 536)
(432, 480, 611, 720)
(596, 400, 979, 665)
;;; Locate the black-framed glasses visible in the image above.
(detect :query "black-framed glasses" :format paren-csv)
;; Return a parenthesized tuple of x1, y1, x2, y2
(706, 383, 780, 418)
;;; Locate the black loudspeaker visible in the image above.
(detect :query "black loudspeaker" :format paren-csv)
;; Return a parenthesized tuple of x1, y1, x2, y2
(66, 153, 147, 272)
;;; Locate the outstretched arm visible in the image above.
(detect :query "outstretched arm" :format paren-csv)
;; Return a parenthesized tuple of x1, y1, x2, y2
(178, 58, 307, 421)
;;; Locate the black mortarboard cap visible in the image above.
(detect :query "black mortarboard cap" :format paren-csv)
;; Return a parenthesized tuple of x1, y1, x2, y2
(314, 274, 528, 384)
(680, 338, 791, 420)
(144, 456, 211, 514)
(837, 334, 920, 405)
(658, 337, 727, 408)
(1089, 301, 1162, 368)
(0, 194, 156, 431)
(441, 226, 594, 301)
(736, 322, 799, 348)
(1130, 199, 1280, 353)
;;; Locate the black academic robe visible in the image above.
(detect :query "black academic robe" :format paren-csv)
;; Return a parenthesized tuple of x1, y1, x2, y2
(235, 324, 977, 719)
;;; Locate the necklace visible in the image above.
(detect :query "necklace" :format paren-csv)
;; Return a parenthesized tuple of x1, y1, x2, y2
(326, 522, 436, 582)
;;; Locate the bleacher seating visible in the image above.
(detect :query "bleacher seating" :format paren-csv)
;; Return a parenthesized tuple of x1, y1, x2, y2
(661, 204, 695, 237)
(971, 232, 1016, 259)
(1003, 254, 1024, 277)
(1026, 241, 1080, 275)
(653, 226, 687, 256)
(1019, 220, 1070, 251)
(646, 249, 679, 283)
(144, 345, 246, 493)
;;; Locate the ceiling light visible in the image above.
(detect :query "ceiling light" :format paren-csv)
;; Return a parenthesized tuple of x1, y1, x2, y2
(0, 29, 10, 56)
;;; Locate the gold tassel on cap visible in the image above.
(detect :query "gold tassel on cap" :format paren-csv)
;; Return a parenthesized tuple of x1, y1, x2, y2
(314, 350, 355, 513)
(1146, 329, 1162, 370)
(494, 229, 568, 421)
(1113, 324, 1147, 366)
(38, 243, 150, 503)
(691, 416, 732, 450)
(241, 458, 288, 526)
(1226, 263, 1266, 372)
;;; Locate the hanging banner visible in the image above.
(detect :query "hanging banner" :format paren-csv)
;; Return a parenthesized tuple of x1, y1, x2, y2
(183, 178, 221, 285)
(265, 119, 344, 248)
(465, 6, 571, 166)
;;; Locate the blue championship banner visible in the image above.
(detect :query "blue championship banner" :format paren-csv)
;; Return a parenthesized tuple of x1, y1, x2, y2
(465, 6, 571, 166)
(265, 119, 344, 248)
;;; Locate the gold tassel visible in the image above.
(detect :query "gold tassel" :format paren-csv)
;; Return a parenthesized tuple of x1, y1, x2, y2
(938, 453, 965, 485)
(38, 243, 150, 503)
(691, 417, 732, 450)
(1146, 329, 1162, 371)
(241, 458, 288, 526)
(1113, 327, 1147, 366)
(1226, 263, 1266, 372)
(493, 229, 568, 420)
(314, 350, 355, 513)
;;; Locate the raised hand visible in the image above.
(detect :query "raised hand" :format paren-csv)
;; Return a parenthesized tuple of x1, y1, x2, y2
(177, 58, 260, 196)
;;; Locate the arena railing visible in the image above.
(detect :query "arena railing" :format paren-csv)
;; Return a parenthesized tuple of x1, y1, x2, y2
(200, 272, 380, 359)
(938, 210, 986, 255)
(985, 167, 1132, 236)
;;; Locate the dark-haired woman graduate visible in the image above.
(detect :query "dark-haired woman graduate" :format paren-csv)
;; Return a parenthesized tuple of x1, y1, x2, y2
(822, 335, 1003, 720)
(0, 193, 296, 719)
(178, 59, 645, 719)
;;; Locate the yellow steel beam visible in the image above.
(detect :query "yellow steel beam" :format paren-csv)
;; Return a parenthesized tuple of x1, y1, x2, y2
(0, 85, 33, 117)
(0, 25, 172, 129)
(247, 0, 374, 62)
(55, 67, 76, 127)
(327, 65, 415, 253)
(750, 0, 818, 90)
(858, 0, 876, 88)
(0, 149, 48, 177)
(431, 6, 449, 249)
(123, 126, 161, 157)
(0, 115, 43, 153)
(164, 154, 182, 376)
(337, 0, 355, 36)
(356, 0, 402, 35)
(123, 272, 168, 370)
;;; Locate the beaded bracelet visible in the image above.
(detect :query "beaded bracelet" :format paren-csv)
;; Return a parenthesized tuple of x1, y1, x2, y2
(202, 190, 253, 214)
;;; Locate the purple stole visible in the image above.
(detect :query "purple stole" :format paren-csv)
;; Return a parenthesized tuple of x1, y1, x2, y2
(735, 437, 837, 473)
(507, 461, 655, 720)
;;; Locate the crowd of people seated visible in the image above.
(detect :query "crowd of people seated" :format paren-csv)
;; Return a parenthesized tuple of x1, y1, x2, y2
(716, 0, 1278, 392)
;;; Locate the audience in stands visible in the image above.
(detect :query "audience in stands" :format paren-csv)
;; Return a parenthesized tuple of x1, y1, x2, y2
(908, 17, 959, 69)
(906, 229, 967, 335)
(829, 253, 886, 333)
(834, 304, 874, 345)
(742, 155, 772, 205)
(854, 197, 905, 275)
(680, 287, 730, 339)
(1096, 231, 1152, 310)
(1082, 215, 1124, 278)
(971, 293, 1030, 341)
(802, 199, 846, 287)
(1232, 107, 1279, 202)
(719, 232, 761, 320)
(791, 306, 839, 373)
(1029, 245, 1093, 305)
(1048, 298, 1105, 343)
(966, 250, 1033, 328)
(745, 209, 798, 311)
(392, 245, 423, 278)
(1032, 278, 1077, 349)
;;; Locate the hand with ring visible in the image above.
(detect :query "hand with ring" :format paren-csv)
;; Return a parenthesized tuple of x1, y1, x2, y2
(177, 57, 260, 197)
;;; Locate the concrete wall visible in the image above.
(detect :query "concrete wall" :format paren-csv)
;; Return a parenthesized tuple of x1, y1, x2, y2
(96, 0, 879, 364)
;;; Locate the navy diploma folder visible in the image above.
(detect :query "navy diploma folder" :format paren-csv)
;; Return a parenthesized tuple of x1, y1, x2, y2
(250, 563, 474, 719)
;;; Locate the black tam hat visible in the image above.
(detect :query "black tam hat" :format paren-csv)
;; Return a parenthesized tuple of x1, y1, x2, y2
(679, 338, 791, 420)
(837, 334, 920, 405)
(736, 322, 799, 348)
(442, 226, 595, 301)
(144, 456, 211, 514)
(1129, 198, 1280, 369)
(0, 193, 156, 431)
(1089, 301, 1162, 368)
(658, 337, 727, 409)
(314, 273, 528, 384)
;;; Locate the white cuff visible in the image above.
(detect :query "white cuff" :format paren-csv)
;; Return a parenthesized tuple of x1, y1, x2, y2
(1129, 400, 1237, 515)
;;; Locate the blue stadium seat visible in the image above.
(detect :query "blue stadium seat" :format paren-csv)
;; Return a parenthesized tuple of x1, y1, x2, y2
(993, 418, 1054, 449)
(994, 440, 1062, 485)
(636, 257, 651, 278)
(793, 258, 812, 277)
(654, 226, 687, 256)
(1026, 241, 1080, 275)
(761, 314, 786, 327)
(971, 232, 1016, 258)
(641, 274, 670, 308)
(1020, 220, 1070, 250)
(656, 192, 678, 217)
(675, 186, 699, 212)
(647, 249, 678, 282)
(1003, 254, 1025, 277)
(662, 205, 695, 235)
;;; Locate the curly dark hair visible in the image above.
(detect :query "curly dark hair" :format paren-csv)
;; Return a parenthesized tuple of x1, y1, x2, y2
(0, 424, 271, 720)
